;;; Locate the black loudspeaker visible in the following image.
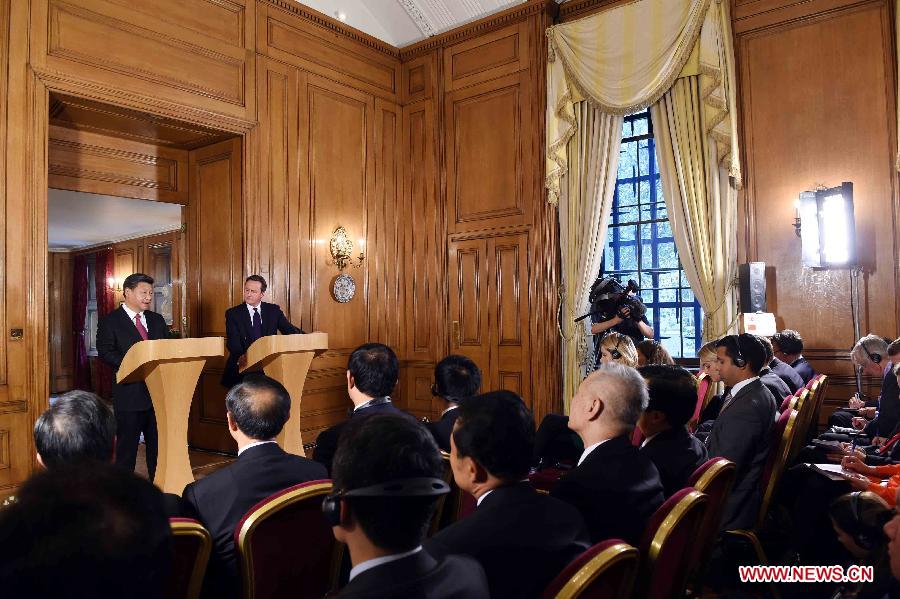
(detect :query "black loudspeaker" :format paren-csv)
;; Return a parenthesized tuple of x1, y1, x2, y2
(739, 262, 767, 313)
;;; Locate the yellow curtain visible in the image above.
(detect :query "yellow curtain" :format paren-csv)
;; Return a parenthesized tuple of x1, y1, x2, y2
(546, 0, 741, 205)
(558, 103, 623, 410)
(651, 77, 739, 341)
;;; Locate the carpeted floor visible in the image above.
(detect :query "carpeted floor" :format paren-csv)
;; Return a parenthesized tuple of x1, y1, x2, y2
(133, 444, 236, 481)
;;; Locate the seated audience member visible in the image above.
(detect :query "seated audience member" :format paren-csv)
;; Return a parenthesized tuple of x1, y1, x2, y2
(840, 454, 900, 506)
(835, 336, 899, 440)
(0, 464, 171, 599)
(637, 365, 708, 497)
(33, 389, 115, 468)
(551, 363, 665, 544)
(761, 336, 804, 394)
(598, 331, 639, 368)
(426, 355, 482, 452)
(772, 329, 817, 385)
(882, 501, 900, 581)
(636, 339, 675, 367)
(829, 492, 898, 599)
(706, 334, 778, 530)
(314, 343, 410, 473)
(182, 375, 327, 599)
(425, 391, 590, 598)
(329, 414, 489, 599)
(755, 335, 792, 401)
(697, 340, 727, 424)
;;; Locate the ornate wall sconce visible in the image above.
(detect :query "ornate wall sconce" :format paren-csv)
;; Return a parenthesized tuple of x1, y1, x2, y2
(328, 226, 365, 303)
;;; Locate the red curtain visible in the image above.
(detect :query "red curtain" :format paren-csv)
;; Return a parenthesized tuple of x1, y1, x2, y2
(94, 248, 116, 399)
(72, 254, 91, 391)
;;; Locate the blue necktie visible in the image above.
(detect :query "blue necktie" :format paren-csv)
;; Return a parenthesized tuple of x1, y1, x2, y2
(251, 307, 262, 341)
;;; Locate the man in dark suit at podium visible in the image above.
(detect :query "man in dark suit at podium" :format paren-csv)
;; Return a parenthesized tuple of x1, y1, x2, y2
(96, 273, 168, 480)
(221, 275, 303, 388)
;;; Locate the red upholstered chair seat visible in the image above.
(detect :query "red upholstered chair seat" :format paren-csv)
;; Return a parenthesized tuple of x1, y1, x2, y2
(685, 458, 737, 582)
(234, 479, 336, 599)
(529, 467, 568, 494)
(636, 487, 708, 599)
(760, 408, 794, 495)
(540, 539, 639, 599)
(167, 518, 212, 599)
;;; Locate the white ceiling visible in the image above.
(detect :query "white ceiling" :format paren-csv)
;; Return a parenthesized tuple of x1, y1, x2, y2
(295, 0, 532, 47)
(48, 189, 182, 251)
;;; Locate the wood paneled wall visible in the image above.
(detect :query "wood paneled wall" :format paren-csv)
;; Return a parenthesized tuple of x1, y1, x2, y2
(733, 0, 899, 414)
(48, 251, 73, 392)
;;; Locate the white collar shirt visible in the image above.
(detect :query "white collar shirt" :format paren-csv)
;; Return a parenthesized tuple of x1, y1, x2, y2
(348, 546, 423, 582)
(121, 304, 147, 332)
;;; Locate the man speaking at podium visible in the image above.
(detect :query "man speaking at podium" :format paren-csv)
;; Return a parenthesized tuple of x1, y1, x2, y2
(96, 273, 168, 480)
(221, 275, 303, 388)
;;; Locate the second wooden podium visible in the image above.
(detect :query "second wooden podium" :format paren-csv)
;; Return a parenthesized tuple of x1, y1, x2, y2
(240, 332, 328, 456)
(117, 337, 225, 493)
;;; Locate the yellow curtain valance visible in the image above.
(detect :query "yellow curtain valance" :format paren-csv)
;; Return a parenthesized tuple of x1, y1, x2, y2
(546, 0, 742, 205)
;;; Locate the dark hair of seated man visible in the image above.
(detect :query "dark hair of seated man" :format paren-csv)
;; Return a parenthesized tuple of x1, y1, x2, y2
(715, 333, 768, 376)
(637, 364, 698, 429)
(451, 390, 532, 481)
(33, 389, 115, 468)
(332, 413, 444, 553)
(347, 343, 399, 399)
(434, 355, 482, 403)
(0, 463, 172, 599)
(226, 373, 291, 440)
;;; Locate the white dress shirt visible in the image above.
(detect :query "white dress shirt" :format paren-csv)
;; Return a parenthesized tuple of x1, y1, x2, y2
(577, 438, 610, 466)
(237, 439, 277, 456)
(348, 546, 423, 582)
(121, 303, 147, 332)
(245, 302, 262, 324)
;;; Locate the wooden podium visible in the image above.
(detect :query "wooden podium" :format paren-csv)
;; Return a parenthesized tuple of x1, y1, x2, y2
(118, 337, 225, 493)
(240, 332, 328, 456)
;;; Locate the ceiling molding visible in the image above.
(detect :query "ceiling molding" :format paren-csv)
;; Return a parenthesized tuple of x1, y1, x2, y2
(398, 0, 438, 37)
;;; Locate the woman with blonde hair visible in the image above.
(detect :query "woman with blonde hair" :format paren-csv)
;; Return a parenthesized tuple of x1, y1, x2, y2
(598, 332, 638, 368)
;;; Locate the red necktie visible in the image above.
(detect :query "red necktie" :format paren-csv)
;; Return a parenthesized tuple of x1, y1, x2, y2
(878, 431, 900, 454)
(134, 314, 149, 341)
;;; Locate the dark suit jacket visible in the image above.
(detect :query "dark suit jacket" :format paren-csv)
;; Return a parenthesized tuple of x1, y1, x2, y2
(96, 306, 168, 411)
(760, 367, 791, 402)
(706, 379, 777, 530)
(868, 363, 900, 438)
(791, 357, 816, 385)
(426, 407, 460, 453)
(640, 426, 708, 497)
(222, 302, 302, 387)
(336, 549, 489, 599)
(313, 401, 410, 475)
(425, 482, 590, 599)
(181, 442, 328, 599)
(551, 434, 665, 545)
(770, 358, 804, 394)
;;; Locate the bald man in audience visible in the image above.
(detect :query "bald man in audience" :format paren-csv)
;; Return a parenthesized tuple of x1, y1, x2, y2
(182, 375, 327, 599)
(33, 390, 115, 469)
(551, 363, 665, 544)
(425, 391, 589, 598)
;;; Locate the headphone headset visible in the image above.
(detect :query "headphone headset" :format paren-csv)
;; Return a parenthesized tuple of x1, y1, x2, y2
(848, 491, 876, 551)
(321, 477, 450, 527)
(609, 335, 623, 361)
(862, 342, 883, 365)
(728, 335, 747, 368)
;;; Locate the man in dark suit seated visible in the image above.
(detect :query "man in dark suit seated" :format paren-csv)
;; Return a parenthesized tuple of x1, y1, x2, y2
(550, 363, 665, 545)
(222, 275, 303, 388)
(425, 391, 590, 598)
(426, 355, 481, 452)
(706, 334, 778, 531)
(328, 413, 489, 599)
(0, 464, 172, 599)
(828, 336, 897, 437)
(182, 375, 327, 599)
(33, 390, 115, 469)
(759, 336, 803, 394)
(772, 329, 816, 385)
(755, 335, 791, 402)
(637, 365, 708, 497)
(96, 272, 169, 480)
(313, 343, 410, 474)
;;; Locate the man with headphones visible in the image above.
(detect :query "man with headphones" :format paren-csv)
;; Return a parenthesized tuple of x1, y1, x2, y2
(426, 355, 482, 453)
(706, 334, 778, 531)
(325, 413, 489, 598)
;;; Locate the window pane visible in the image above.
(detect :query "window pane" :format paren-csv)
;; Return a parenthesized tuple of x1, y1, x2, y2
(622, 119, 633, 138)
(638, 140, 651, 175)
(618, 144, 637, 179)
(632, 116, 648, 137)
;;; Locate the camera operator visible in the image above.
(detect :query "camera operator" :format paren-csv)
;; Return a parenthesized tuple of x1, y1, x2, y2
(588, 280, 653, 345)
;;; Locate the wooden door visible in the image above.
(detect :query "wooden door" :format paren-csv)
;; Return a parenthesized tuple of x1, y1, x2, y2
(448, 233, 531, 402)
(186, 137, 243, 453)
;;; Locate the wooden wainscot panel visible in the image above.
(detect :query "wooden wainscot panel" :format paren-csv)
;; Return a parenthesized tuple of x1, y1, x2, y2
(48, 125, 189, 204)
(736, 0, 898, 349)
(402, 53, 435, 104)
(298, 74, 374, 352)
(445, 72, 532, 233)
(103, 0, 249, 47)
(258, 1, 400, 101)
(443, 23, 528, 91)
(49, 252, 74, 393)
(36, 0, 252, 119)
(397, 363, 438, 420)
